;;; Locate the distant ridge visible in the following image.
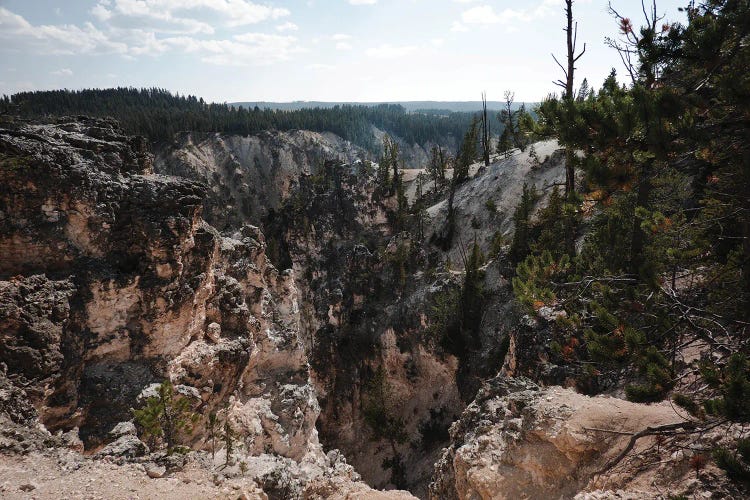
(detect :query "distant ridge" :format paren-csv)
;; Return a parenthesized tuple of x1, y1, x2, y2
(230, 101, 533, 113)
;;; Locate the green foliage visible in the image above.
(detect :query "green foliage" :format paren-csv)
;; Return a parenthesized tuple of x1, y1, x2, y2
(378, 135, 399, 193)
(460, 241, 485, 335)
(512, 251, 570, 310)
(703, 354, 750, 422)
(132, 380, 198, 454)
(0, 154, 31, 173)
(714, 446, 750, 484)
(509, 183, 540, 263)
(428, 145, 449, 189)
(508, 0, 750, 416)
(427, 287, 461, 348)
(626, 346, 673, 402)
(386, 241, 411, 291)
(531, 186, 578, 259)
(488, 231, 506, 259)
(362, 367, 407, 444)
(455, 116, 479, 182)
(484, 198, 497, 214)
(223, 407, 238, 466)
(672, 393, 701, 418)
(206, 411, 219, 460)
(497, 91, 532, 157)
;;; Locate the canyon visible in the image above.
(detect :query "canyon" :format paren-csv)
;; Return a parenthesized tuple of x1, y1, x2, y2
(0, 116, 742, 499)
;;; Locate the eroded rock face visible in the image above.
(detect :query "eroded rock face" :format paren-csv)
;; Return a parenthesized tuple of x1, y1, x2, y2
(430, 376, 742, 499)
(154, 130, 367, 232)
(0, 118, 317, 464)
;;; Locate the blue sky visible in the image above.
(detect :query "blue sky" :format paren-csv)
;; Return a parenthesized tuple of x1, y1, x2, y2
(0, 0, 689, 103)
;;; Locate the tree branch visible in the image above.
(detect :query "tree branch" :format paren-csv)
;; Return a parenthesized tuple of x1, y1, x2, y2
(595, 421, 697, 475)
(551, 53, 568, 78)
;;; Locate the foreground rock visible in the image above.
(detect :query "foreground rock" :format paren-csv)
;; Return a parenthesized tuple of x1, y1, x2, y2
(430, 376, 743, 499)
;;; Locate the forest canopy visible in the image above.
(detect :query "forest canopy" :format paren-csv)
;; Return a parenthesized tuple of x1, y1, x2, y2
(0, 87, 503, 152)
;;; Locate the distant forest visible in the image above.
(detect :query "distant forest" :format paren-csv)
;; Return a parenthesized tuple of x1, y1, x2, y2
(0, 88, 504, 152)
(231, 100, 527, 113)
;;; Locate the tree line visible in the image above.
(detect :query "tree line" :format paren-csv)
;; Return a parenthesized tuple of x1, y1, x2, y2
(0, 87, 504, 152)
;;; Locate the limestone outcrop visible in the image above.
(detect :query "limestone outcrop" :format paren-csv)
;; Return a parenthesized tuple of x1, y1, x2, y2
(430, 376, 743, 499)
(0, 117, 413, 498)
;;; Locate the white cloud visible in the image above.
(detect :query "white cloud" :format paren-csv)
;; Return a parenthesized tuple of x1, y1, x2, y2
(331, 33, 351, 41)
(366, 44, 418, 59)
(307, 63, 335, 70)
(461, 5, 503, 24)
(0, 7, 128, 55)
(450, 21, 468, 32)
(276, 21, 298, 32)
(208, 32, 305, 65)
(51, 68, 73, 76)
(461, 0, 563, 26)
(335, 41, 352, 50)
(91, 4, 113, 21)
(95, 0, 290, 32)
(348, 0, 377, 4)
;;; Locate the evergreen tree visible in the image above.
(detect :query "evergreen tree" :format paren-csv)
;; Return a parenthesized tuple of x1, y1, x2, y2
(509, 183, 540, 263)
(455, 116, 479, 182)
(428, 145, 448, 189)
(460, 239, 485, 337)
(132, 380, 198, 454)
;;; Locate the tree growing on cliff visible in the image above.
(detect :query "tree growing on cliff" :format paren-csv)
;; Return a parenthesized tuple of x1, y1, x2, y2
(497, 92, 516, 159)
(455, 116, 480, 182)
(428, 145, 448, 189)
(132, 380, 198, 454)
(222, 403, 238, 466)
(206, 411, 219, 460)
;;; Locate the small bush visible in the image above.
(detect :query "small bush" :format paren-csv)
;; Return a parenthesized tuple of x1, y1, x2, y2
(672, 393, 701, 417)
(714, 447, 750, 483)
(485, 198, 497, 213)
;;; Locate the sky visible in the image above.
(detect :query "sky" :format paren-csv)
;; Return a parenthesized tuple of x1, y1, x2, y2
(0, 0, 689, 103)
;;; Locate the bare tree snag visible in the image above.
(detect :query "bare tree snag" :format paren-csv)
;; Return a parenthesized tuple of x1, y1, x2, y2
(552, 0, 586, 198)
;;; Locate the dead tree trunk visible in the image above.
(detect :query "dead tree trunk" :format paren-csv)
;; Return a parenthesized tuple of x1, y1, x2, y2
(481, 91, 490, 166)
(552, 0, 586, 198)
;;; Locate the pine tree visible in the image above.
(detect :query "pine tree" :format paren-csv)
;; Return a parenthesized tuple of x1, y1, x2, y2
(222, 406, 237, 466)
(132, 380, 198, 454)
(455, 116, 479, 182)
(206, 411, 219, 461)
(428, 145, 448, 189)
(509, 183, 540, 263)
(460, 239, 485, 337)
(497, 91, 516, 159)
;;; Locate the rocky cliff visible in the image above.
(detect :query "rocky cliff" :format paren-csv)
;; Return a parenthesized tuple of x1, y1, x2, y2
(0, 117, 412, 499)
(153, 130, 367, 232)
(430, 376, 743, 499)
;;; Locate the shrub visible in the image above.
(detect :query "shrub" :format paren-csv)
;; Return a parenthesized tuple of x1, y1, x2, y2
(132, 380, 198, 454)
